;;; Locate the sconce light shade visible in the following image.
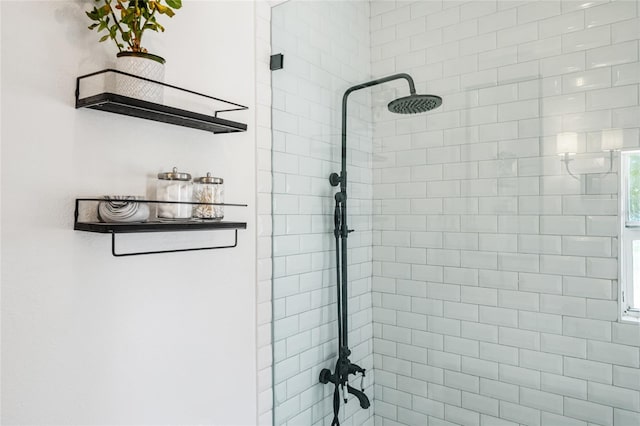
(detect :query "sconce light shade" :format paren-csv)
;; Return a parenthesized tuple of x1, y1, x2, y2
(601, 128, 623, 151)
(557, 132, 578, 155)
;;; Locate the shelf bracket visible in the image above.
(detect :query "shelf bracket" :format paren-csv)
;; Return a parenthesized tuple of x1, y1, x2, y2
(110, 229, 238, 257)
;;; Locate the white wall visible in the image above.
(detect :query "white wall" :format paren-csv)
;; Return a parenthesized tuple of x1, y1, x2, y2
(271, 1, 375, 425)
(370, 1, 640, 426)
(1, 1, 257, 424)
(255, 1, 276, 423)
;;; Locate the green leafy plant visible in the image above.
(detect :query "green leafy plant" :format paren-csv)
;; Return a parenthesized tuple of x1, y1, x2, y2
(86, 0, 182, 54)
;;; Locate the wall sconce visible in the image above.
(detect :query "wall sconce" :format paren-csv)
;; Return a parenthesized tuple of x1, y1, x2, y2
(557, 132, 579, 179)
(557, 129, 622, 179)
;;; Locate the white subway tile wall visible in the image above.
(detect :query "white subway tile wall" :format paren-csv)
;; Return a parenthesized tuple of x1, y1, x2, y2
(370, 1, 640, 426)
(272, 2, 375, 425)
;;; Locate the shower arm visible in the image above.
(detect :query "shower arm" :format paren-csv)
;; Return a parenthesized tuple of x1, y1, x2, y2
(333, 73, 417, 191)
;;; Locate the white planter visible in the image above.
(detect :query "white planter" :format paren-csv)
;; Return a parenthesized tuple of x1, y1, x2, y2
(114, 52, 165, 103)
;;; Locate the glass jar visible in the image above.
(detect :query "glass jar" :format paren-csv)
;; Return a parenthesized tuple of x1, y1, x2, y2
(156, 167, 192, 219)
(192, 173, 224, 220)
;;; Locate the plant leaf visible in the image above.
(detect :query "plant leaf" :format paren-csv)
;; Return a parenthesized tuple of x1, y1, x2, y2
(86, 10, 99, 20)
(165, 0, 181, 9)
(99, 34, 110, 42)
(99, 4, 111, 17)
(121, 12, 134, 25)
(153, 3, 174, 16)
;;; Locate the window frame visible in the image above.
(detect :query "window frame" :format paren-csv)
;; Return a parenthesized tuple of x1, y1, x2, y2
(619, 150, 640, 322)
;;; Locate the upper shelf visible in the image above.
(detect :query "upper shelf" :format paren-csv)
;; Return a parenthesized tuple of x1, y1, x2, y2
(75, 69, 248, 134)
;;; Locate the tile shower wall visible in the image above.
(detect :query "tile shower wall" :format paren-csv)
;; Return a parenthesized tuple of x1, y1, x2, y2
(271, 2, 375, 425)
(370, 1, 640, 426)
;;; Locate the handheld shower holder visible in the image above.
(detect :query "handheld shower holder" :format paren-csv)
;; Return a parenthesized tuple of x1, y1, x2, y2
(329, 172, 341, 187)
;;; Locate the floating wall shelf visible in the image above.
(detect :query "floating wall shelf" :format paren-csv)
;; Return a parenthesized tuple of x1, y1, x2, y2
(74, 219, 247, 234)
(75, 69, 248, 134)
(74, 198, 247, 257)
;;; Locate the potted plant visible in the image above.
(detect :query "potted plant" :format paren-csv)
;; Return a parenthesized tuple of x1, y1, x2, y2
(86, 0, 182, 102)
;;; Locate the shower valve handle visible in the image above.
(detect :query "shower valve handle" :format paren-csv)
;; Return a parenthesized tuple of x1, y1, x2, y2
(341, 228, 354, 237)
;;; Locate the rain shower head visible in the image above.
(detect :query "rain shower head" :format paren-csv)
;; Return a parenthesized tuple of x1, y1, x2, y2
(388, 94, 442, 114)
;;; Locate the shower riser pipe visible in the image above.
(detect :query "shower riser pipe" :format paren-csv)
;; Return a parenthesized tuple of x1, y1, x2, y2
(332, 73, 419, 352)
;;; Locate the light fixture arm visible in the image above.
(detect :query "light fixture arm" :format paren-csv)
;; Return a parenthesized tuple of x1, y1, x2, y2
(561, 150, 615, 180)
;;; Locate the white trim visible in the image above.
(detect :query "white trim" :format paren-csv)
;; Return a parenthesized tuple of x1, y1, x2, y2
(619, 150, 640, 323)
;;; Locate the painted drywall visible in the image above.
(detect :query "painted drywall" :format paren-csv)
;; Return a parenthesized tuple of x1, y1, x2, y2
(370, 1, 640, 426)
(270, 1, 375, 425)
(1, 1, 257, 424)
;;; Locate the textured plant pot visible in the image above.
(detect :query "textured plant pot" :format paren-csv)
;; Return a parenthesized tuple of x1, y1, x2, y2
(114, 52, 165, 103)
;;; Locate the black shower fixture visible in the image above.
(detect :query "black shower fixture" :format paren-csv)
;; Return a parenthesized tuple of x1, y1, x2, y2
(388, 93, 442, 114)
(320, 73, 442, 425)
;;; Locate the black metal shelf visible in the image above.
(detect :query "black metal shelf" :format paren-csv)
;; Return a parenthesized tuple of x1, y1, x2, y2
(74, 198, 248, 257)
(75, 69, 248, 134)
(74, 220, 247, 234)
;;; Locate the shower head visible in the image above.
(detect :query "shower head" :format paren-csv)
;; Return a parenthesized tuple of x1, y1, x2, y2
(388, 94, 442, 114)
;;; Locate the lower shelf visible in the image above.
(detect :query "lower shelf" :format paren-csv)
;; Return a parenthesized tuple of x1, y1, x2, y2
(74, 198, 248, 256)
(74, 220, 247, 234)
